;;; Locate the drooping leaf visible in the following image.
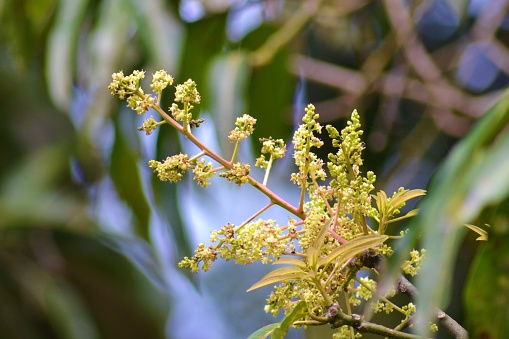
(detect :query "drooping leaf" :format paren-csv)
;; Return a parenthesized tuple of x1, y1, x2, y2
(465, 200, 509, 337)
(271, 301, 307, 339)
(317, 234, 388, 268)
(247, 266, 306, 292)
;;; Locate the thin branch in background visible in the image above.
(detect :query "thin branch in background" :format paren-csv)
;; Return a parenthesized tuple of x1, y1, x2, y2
(397, 275, 468, 339)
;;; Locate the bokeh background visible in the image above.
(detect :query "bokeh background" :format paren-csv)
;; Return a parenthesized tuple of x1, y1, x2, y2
(1, 0, 509, 338)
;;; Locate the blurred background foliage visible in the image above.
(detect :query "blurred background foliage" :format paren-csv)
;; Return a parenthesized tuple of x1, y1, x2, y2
(0, 0, 508, 338)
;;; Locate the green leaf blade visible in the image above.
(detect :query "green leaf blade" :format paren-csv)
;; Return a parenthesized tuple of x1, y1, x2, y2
(247, 267, 306, 292)
(318, 234, 388, 268)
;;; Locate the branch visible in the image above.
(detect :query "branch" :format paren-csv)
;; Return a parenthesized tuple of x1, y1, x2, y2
(250, 0, 322, 67)
(326, 304, 421, 339)
(397, 275, 468, 339)
(151, 104, 306, 220)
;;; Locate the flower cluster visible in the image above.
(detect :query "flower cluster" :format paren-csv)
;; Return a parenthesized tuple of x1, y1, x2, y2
(255, 137, 286, 169)
(174, 79, 201, 104)
(218, 162, 250, 185)
(228, 114, 257, 142)
(148, 153, 190, 183)
(291, 104, 326, 187)
(108, 70, 157, 115)
(108, 70, 145, 99)
(109, 71, 430, 339)
(401, 249, 426, 276)
(213, 219, 287, 264)
(138, 116, 159, 135)
(178, 243, 217, 272)
(150, 70, 174, 95)
(191, 158, 214, 188)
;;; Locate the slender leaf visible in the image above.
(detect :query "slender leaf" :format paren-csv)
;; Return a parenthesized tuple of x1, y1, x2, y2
(247, 267, 306, 292)
(272, 257, 307, 269)
(387, 189, 426, 215)
(411, 89, 509, 336)
(374, 191, 388, 213)
(386, 209, 419, 224)
(318, 235, 388, 268)
(46, 0, 88, 110)
(110, 120, 151, 242)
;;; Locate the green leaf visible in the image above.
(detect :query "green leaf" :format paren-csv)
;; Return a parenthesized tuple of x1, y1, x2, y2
(465, 201, 509, 338)
(0, 227, 168, 339)
(110, 120, 151, 242)
(46, 0, 88, 110)
(247, 266, 306, 292)
(374, 191, 388, 215)
(271, 301, 307, 339)
(242, 24, 294, 152)
(247, 323, 280, 339)
(179, 12, 228, 87)
(317, 234, 388, 268)
(272, 257, 307, 269)
(387, 189, 426, 216)
(207, 51, 250, 155)
(385, 209, 420, 224)
(410, 89, 509, 336)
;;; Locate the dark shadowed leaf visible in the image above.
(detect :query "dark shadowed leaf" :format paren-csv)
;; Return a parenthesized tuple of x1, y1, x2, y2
(0, 227, 169, 339)
(464, 200, 509, 338)
(110, 121, 151, 242)
(410, 89, 509, 336)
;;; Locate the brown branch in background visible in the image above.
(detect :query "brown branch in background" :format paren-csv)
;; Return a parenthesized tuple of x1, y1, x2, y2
(397, 275, 468, 339)
(290, 55, 501, 136)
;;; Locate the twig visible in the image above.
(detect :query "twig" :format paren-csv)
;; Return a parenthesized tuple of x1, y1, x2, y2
(397, 275, 468, 339)
(151, 104, 306, 219)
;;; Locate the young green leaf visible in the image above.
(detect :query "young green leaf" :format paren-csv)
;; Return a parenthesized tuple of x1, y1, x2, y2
(388, 189, 426, 214)
(272, 257, 307, 269)
(385, 209, 420, 224)
(247, 266, 306, 292)
(318, 234, 388, 268)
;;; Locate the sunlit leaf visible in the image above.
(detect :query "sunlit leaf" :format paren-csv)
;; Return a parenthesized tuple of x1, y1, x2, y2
(387, 189, 426, 216)
(385, 209, 419, 224)
(247, 266, 306, 292)
(272, 257, 307, 269)
(317, 234, 388, 268)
